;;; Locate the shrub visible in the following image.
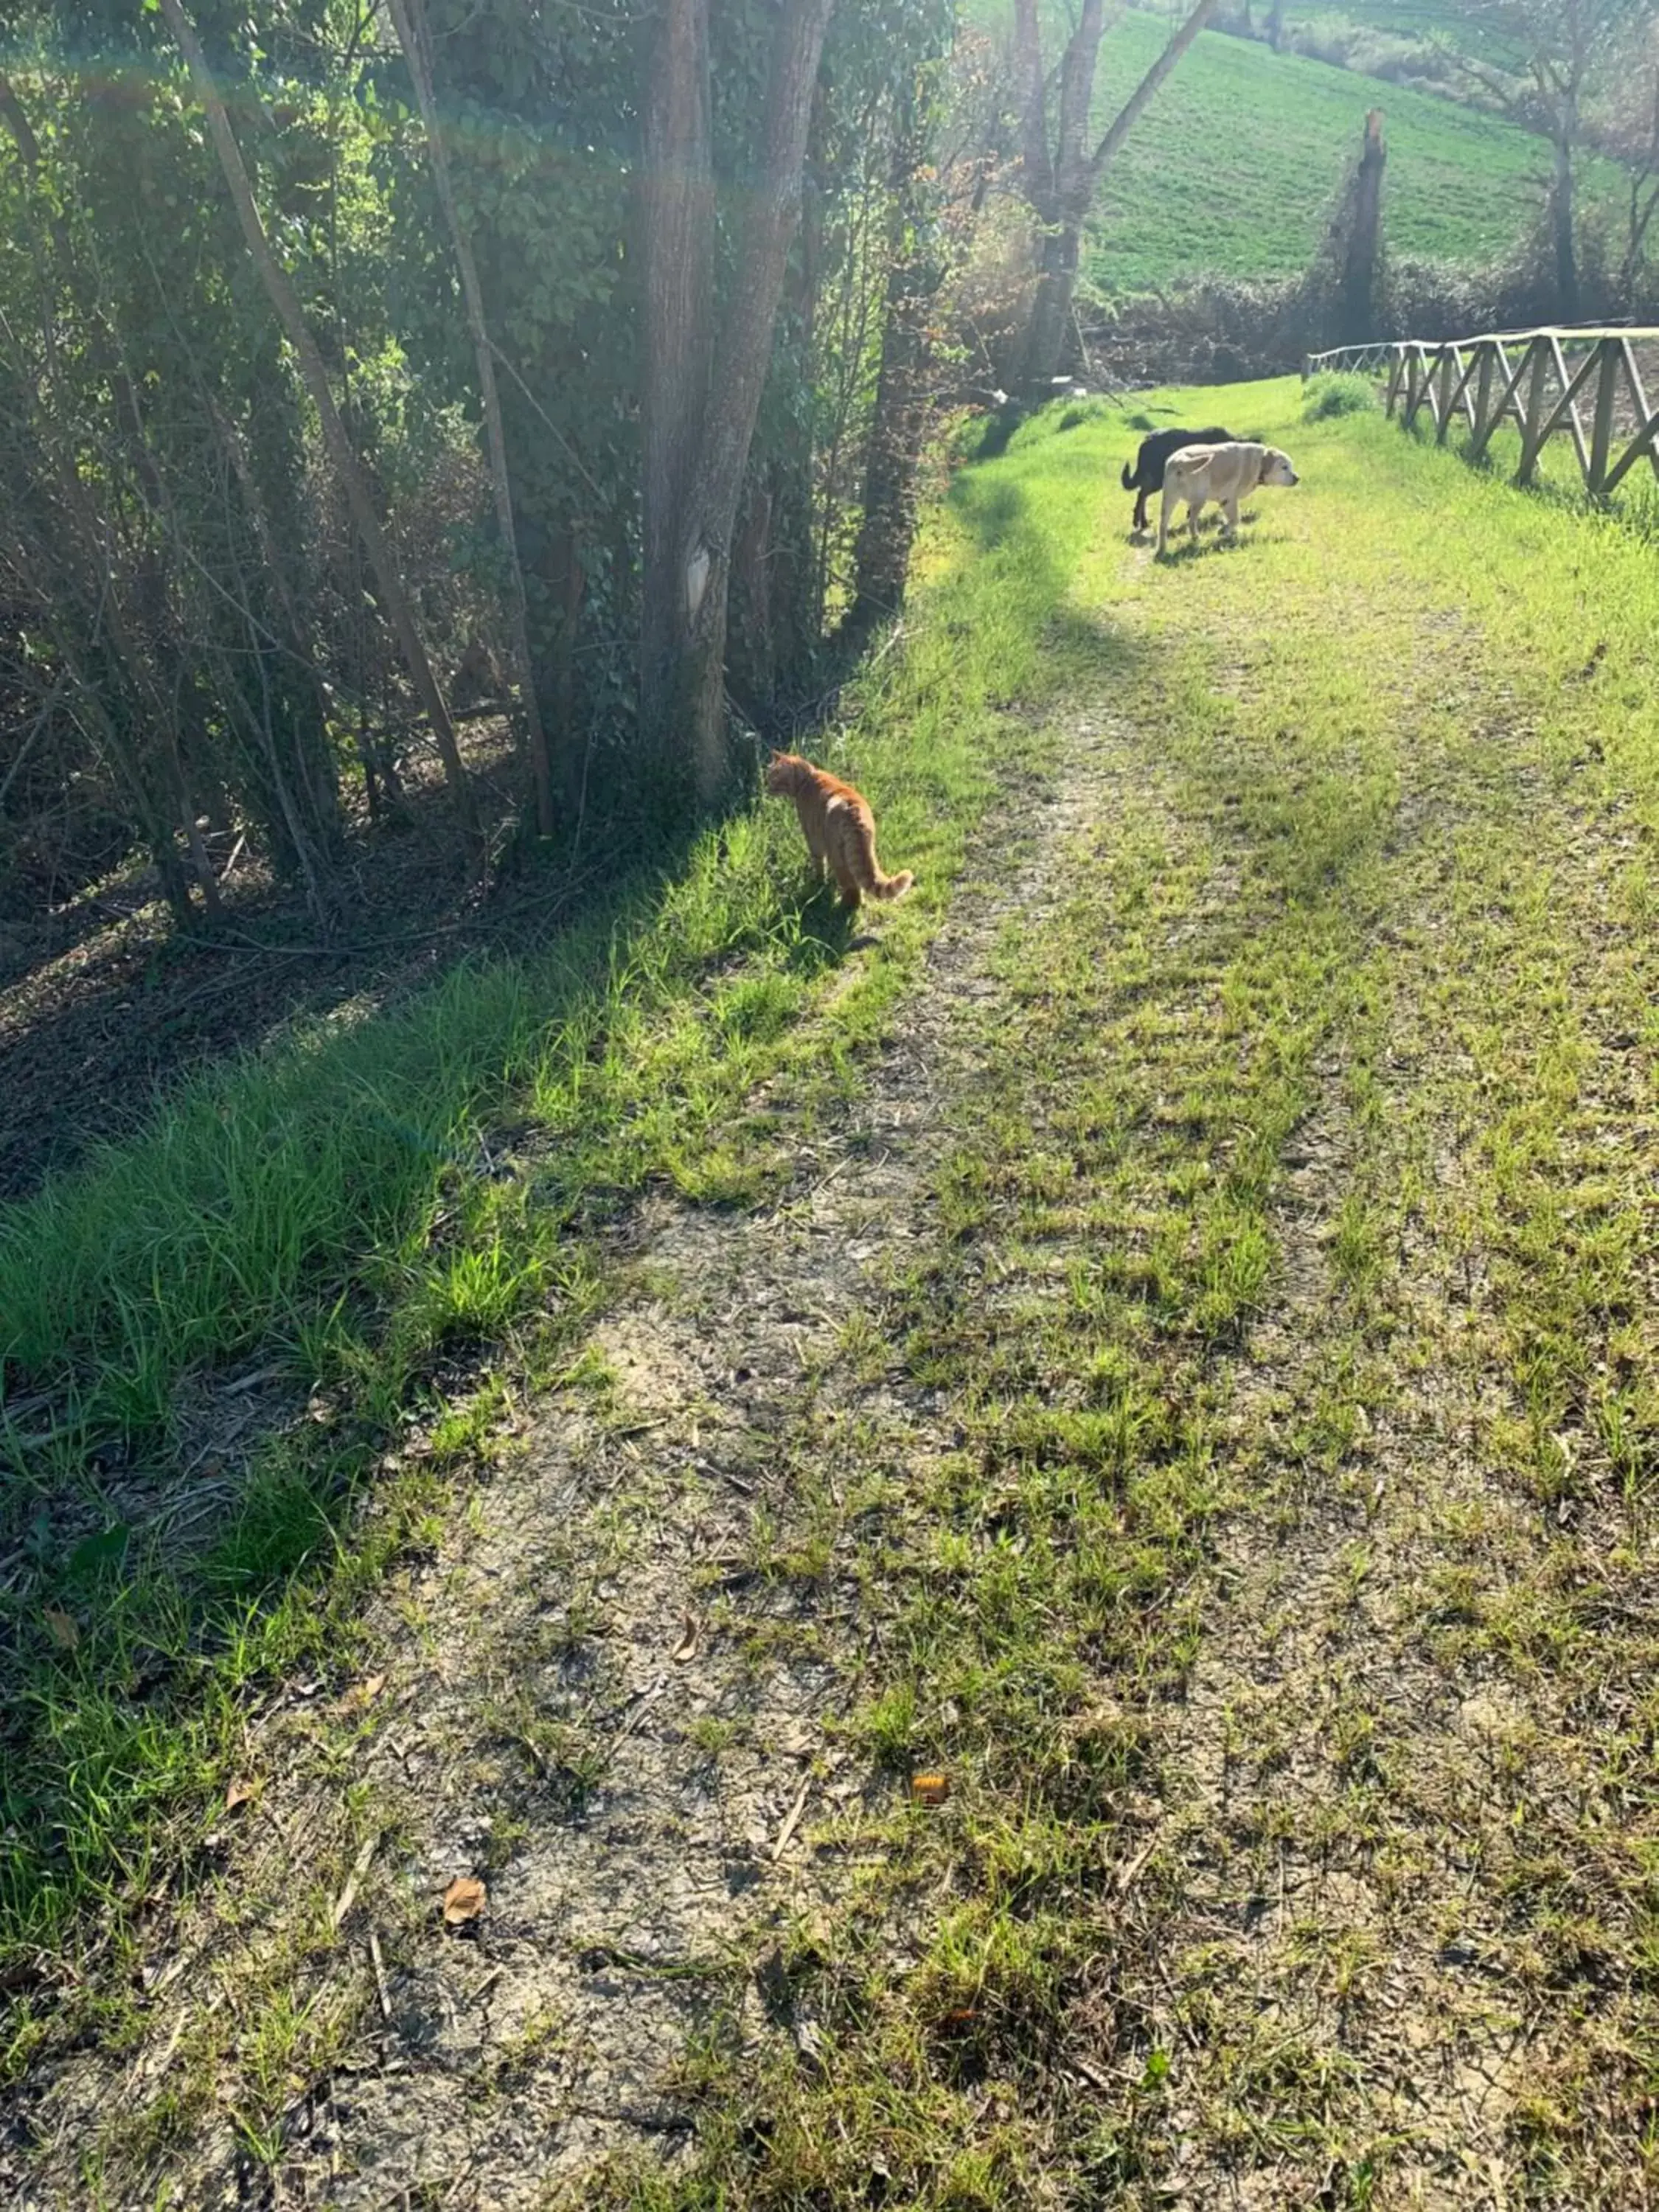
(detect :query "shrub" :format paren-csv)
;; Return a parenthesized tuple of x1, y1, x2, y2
(1304, 371, 1380, 420)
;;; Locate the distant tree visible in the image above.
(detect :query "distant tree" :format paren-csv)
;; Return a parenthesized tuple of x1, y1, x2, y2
(1392, 0, 1650, 319)
(1012, 0, 1220, 392)
(1599, 41, 1659, 305)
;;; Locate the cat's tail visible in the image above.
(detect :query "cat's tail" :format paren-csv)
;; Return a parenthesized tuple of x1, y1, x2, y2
(869, 866, 913, 901)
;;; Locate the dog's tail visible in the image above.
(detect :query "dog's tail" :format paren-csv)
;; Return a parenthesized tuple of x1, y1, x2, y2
(1120, 462, 1135, 490)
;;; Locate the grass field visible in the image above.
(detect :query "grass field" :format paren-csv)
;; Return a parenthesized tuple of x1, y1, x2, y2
(8, 388, 1659, 2204)
(1085, 11, 1630, 294)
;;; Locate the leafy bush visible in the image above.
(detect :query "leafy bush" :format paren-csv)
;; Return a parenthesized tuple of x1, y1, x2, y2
(1304, 371, 1380, 420)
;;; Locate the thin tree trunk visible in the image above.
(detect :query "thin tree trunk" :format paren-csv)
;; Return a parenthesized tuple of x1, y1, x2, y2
(1341, 108, 1386, 343)
(769, 128, 822, 686)
(384, 0, 558, 835)
(157, 0, 481, 855)
(639, 0, 835, 801)
(639, 0, 715, 776)
(1551, 129, 1579, 321)
(45, 611, 196, 927)
(0, 69, 220, 918)
(1088, 0, 1219, 179)
(728, 479, 776, 710)
(849, 121, 943, 636)
(1017, 0, 1217, 393)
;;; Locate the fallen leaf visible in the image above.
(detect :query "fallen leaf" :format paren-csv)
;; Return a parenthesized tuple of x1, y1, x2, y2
(670, 1614, 698, 1663)
(224, 1778, 256, 1812)
(343, 1672, 387, 1713)
(911, 1772, 950, 1806)
(442, 1874, 487, 1928)
(43, 1608, 80, 1652)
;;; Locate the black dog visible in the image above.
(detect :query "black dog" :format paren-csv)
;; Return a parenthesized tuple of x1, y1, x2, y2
(1121, 426, 1235, 535)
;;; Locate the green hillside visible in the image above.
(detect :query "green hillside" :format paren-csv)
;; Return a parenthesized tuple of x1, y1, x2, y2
(1085, 11, 1627, 296)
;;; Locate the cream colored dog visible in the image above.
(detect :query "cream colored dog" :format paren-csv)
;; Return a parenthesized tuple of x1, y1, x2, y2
(1157, 441, 1298, 555)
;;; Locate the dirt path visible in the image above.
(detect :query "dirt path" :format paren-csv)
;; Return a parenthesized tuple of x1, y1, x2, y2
(15, 437, 1659, 2210)
(15, 706, 1132, 2209)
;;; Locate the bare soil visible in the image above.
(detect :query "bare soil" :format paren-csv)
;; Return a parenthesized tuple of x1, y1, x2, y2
(0, 720, 596, 1203)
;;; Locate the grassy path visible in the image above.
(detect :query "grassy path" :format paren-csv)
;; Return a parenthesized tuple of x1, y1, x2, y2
(10, 384, 1659, 2207)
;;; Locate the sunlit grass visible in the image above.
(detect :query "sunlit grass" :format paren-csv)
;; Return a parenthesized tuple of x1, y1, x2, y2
(586, 380, 1659, 2206)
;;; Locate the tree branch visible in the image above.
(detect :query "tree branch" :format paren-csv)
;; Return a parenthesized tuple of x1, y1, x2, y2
(385, 0, 557, 835)
(156, 0, 481, 853)
(1089, 0, 1220, 181)
(1012, 0, 1054, 212)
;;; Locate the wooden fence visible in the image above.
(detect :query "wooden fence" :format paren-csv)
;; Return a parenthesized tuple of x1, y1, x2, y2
(1304, 328, 1659, 498)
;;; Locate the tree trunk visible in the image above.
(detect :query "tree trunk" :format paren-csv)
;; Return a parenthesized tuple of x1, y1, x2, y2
(1020, 219, 1085, 390)
(386, 0, 557, 837)
(770, 151, 823, 688)
(157, 0, 481, 856)
(849, 148, 942, 633)
(728, 479, 776, 712)
(1340, 108, 1387, 343)
(639, 0, 835, 802)
(639, 0, 716, 781)
(1016, 0, 1217, 396)
(1551, 128, 1579, 321)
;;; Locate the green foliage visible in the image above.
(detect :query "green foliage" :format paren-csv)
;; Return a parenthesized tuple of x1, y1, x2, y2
(1304, 369, 1381, 417)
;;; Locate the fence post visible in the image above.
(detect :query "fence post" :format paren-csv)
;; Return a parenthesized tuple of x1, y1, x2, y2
(1588, 337, 1619, 497)
(1472, 344, 1495, 454)
(1436, 345, 1455, 444)
(1518, 339, 1550, 484)
(1385, 348, 1402, 417)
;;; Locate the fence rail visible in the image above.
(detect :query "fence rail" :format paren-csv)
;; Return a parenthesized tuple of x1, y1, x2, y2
(1304, 328, 1659, 498)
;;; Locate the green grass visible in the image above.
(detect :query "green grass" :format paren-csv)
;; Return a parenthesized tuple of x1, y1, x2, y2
(0, 419, 1119, 2034)
(15, 379, 1659, 2201)
(1085, 10, 1629, 295)
(580, 385, 1659, 2205)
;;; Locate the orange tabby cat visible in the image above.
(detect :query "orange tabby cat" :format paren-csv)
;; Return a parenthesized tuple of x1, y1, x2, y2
(765, 751, 913, 909)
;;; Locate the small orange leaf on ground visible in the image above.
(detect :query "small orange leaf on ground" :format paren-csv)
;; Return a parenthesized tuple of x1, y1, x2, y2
(911, 1773, 950, 1806)
(442, 1875, 487, 1927)
(43, 1609, 80, 1652)
(348, 1672, 388, 1711)
(671, 1614, 698, 1663)
(225, 1779, 256, 1812)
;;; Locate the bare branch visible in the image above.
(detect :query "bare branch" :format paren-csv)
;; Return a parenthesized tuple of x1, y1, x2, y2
(156, 0, 481, 854)
(1090, 0, 1220, 181)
